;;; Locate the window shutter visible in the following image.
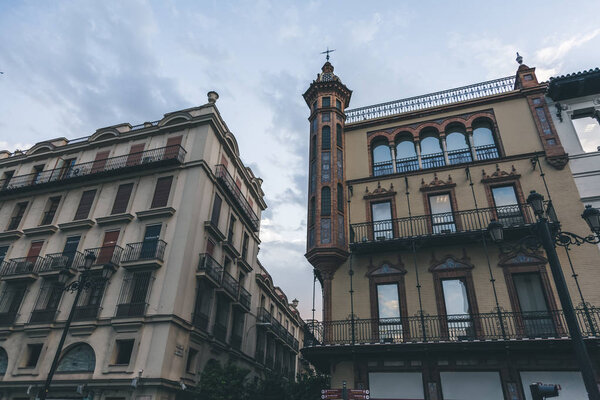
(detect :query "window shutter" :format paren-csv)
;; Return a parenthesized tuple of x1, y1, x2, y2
(165, 136, 183, 159)
(91, 151, 110, 173)
(74, 190, 96, 220)
(111, 183, 134, 214)
(150, 176, 173, 208)
(126, 144, 145, 166)
(211, 195, 222, 225)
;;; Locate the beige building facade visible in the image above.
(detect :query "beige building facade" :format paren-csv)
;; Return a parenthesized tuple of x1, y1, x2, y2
(301, 60, 600, 399)
(0, 92, 302, 399)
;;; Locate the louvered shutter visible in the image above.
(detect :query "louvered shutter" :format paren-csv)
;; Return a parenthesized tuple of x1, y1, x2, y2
(74, 190, 96, 220)
(150, 176, 173, 208)
(111, 183, 134, 214)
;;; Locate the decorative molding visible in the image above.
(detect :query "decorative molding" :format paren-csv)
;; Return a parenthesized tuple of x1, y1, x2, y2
(136, 207, 176, 220)
(96, 213, 134, 226)
(23, 225, 58, 236)
(481, 164, 520, 183)
(0, 230, 23, 241)
(58, 219, 95, 231)
(363, 182, 396, 199)
(498, 249, 547, 267)
(366, 256, 406, 277)
(546, 154, 569, 170)
(420, 173, 455, 192)
(428, 249, 473, 272)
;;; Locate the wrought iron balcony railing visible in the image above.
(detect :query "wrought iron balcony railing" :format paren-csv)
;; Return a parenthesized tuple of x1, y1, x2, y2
(0, 312, 18, 326)
(30, 309, 58, 324)
(346, 76, 516, 123)
(1, 256, 45, 277)
(198, 253, 224, 284)
(213, 321, 228, 342)
(73, 304, 101, 321)
(395, 157, 419, 173)
(303, 309, 599, 347)
(84, 245, 124, 267)
(41, 251, 85, 272)
(447, 148, 472, 165)
(476, 144, 500, 160)
(192, 312, 210, 332)
(222, 271, 239, 299)
(115, 302, 146, 318)
(350, 204, 535, 247)
(215, 165, 260, 232)
(239, 286, 251, 309)
(0, 145, 186, 195)
(373, 161, 393, 177)
(122, 240, 167, 263)
(421, 152, 445, 169)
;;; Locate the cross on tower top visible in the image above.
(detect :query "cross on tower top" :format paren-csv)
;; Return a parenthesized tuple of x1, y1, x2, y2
(321, 47, 335, 61)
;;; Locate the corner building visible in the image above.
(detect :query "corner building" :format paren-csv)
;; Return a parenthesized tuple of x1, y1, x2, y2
(302, 61, 600, 399)
(0, 92, 303, 398)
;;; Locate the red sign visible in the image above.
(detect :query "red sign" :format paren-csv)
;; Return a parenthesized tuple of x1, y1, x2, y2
(320, 389, 370, 400)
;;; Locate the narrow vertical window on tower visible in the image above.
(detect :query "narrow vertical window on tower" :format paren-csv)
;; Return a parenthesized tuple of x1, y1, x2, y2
(322, 97, 330, 107)
(322, 112, 331, 122)
(337, 149, 343, 177)
(321, 153, 330, 182)
(309, 197, 316, 226)
(337, 183, 344, 212)
(338, 214, 345, 245)
(336, 124, 343, 148)
(321, 187, 331, 216)
(310, 161, 316, 193)
(311, 136, 316, 159)
(321, 218, 331, 244)
(336, 99, 341, 110)
(322, 126, 331, 150)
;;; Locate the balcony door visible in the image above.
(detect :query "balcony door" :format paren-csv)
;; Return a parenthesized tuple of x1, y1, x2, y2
(429, 194, 456, 234)
(371, 202, 393, 240)
(140, 224, 161, 259)
(97, 230, 119, 265)
(491, 185, 523, 226)
(376, 283, 402, 342)
(22, 241, 44, 272)
(513, 273, 555, 337)
(441, 278, 474, 340)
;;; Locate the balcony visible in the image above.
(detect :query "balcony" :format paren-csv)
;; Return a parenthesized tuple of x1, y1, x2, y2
(219, 271, 239, 301)
(115, 302, 146, 318)
(350, 204, 536, 252)
(121, 240, 167, 270)
(1, 256, 45, 281)
(30, 309, 58, 324)
(40, 251, 85, 276)
(215, 165, 260, 232)
(238, 286, 251, 311)
(84, 245, 124, 268)
(447, 148, 472, 165)
(213, 321, 228, 343)
(303, 309, 599, 348)
(476, 144, 500, 160)
(395, 157, 419, 173)
(192, 312, 210, 332)
(73, 304, 101, 321)
(197, 253, 224, 287)
(0, 145, 186, 196)
(231, 333, 243, 350)
(0, 312, 18, 326)
(204, 220, 225, 241)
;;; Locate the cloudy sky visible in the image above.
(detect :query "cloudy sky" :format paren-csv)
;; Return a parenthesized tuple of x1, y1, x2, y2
(1, 0, 599, 320)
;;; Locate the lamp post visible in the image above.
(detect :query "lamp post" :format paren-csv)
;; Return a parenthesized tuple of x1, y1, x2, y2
(37, 253, 115, 400)
(488, 192, 600, 400)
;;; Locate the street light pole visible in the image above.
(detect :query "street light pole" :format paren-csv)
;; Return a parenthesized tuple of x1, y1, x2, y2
(37, 253, 114, 400)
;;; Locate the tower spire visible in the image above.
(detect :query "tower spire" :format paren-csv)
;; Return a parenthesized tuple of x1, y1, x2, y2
(321, 47, 335, 62)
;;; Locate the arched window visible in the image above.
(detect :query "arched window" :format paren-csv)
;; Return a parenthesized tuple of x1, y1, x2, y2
(322, 126, 331, 150)
(473, 120, 499, 160)
(395, 135, 418, 172)
(309, 197, 316, 225)
(372, 141, 392, 176)
(337, 184, 344, 212)
(0, 348, 7, 375)
(57, 343, 96, 372)
(311, 135, 316, 160)
(420, 133, 445, 169)
(446, 125, 472, 165)
(321, 187, 331, 216)
(336, 124, 343, 148)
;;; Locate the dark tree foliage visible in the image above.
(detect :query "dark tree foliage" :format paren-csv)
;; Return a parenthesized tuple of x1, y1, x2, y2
(194, 360, 329, 400)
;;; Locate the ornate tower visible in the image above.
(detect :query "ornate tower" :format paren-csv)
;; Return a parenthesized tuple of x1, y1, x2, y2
(303, 61, 352, 322)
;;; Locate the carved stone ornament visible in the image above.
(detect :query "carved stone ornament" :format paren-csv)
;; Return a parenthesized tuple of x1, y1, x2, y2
(428, 249, 473, 272)
(366, 256, 406, 276)
(481, 164, 520, 182)
(420, 173, 454, 191)
(499, 250, 546, 267)
(364, 181, 396, 199)
(546, 154, 569, 170)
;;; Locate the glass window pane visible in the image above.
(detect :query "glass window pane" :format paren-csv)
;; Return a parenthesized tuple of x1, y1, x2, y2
(420, 136, 442, 155)
(446, 132, 469, 151)
(442, 279, 470, 315)
(377, 284, 400, 319)
(513, 273, 548, 313)
(371, 202, 391, 221)
(491, 186, 518, 206)
(429, 194, 451, 214)
(373, 144, 391, 163)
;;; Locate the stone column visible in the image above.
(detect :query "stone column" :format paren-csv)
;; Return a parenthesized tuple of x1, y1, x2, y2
(389, 144, 397, 173)
(467, 128, 477, 161)
(415, 140, 423, 169)
(441, 136, 450, 165)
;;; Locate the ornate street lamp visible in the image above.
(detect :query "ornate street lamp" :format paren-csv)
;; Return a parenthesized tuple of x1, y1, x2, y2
(487, 195, 600, 400)
(38, 252, 114, 400)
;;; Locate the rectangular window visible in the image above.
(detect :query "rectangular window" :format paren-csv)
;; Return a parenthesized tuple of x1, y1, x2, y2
(111, 183, 134, 214)
(31, 280, 62, 323)
(116, 271, 152, 317)
(192, 280, 212, 331)
(41, 196, 61, 225)
(311, 118, 317, 133)
(491, 185, 524, 226)
(513, 273, 554, 336)
(1, 170, 14, 190)
(60, 236, 81, 268)
(114, 339, 135, 365)
(320, 218, 331, 244)
(428, 194, 456, 234)
(211, 194, 222, 226)
(59, 158, 77, 179)
(97, 230, 120, 265)
(140, 224, 161, 259)
(31, 165, 45, 184)
(312, 101, 317, 111)
(371, 201, 393, 240)
(322, 97, 330, 107)
(186, 348, 199, 373)
(337, 214, 345, 245)
(376, 283, 402, 342)
(74, 189, 96, 220)
(0, 245, 8, 265)
(335, 99, 341, 109)
(8, 202, 28, 230)
(242, 233, 249, 261)
(227, 216, 236, 243)
(441, 279, 474, 340)
(321, 152, 330, 183)
(322, 112, 330, 122)
(25, 343, 43, 367)
(337, 149, 343, 177)
(0, 283, 26, 324)
(572, 114, 600, 153)
(535, 107, 552, 135)
(214, 295, 230, 342)
(150, 176, 173, 208)
(310, 161, 316, 193)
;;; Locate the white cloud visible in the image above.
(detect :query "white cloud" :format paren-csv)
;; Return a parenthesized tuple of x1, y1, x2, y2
(535, 29, 600, 65)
